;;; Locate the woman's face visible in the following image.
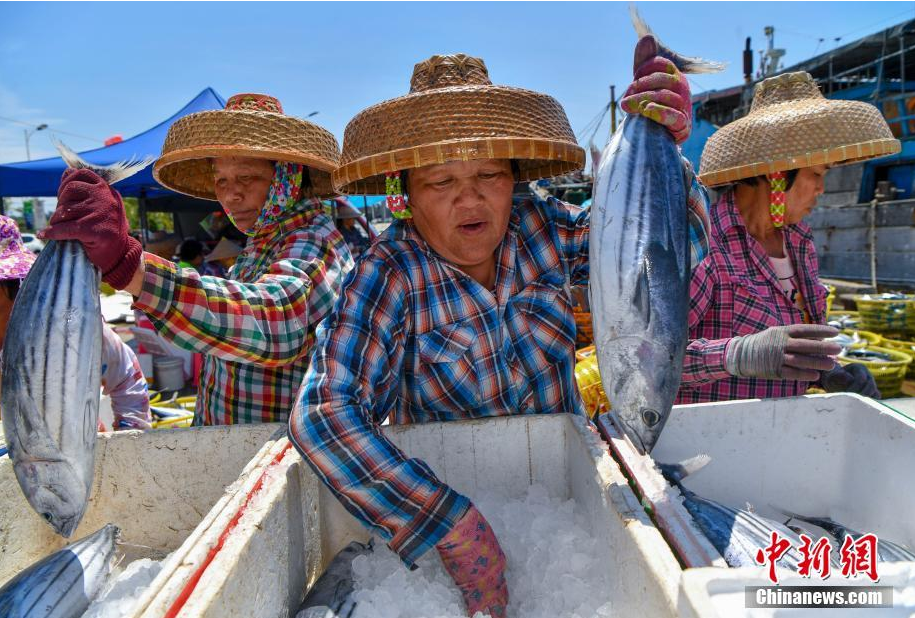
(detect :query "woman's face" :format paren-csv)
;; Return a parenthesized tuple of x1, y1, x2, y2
(407, 159, 515, 285)
(213, 157, 275, 231)
(785, 165, 828, 225)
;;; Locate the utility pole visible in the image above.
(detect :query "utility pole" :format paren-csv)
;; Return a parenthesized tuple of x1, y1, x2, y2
(609, 85, 617, 135)
(24, 123, 48, 231)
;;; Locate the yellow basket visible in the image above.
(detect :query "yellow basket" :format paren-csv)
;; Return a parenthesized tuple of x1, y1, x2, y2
(825, 285, 836, 314)
(573, 311, 594, 348)
(841, 329, 881, 349)
(826, 310, 861, 330)
(838, 346, 912, 399)
(150, 395, 196, 429)
(575, 345, 596, 363)
(908, 299, 915, 335)
(879, 336, 915, 379)
(574, 355, 609, 418)
(852, 295, 910, 333)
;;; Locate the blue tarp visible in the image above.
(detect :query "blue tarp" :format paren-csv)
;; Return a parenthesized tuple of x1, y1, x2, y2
(0, 88, 226, 198)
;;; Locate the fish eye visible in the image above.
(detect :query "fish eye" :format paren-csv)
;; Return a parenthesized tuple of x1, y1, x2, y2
(641, 408, 661, 427)
(42, 512, 53, 523)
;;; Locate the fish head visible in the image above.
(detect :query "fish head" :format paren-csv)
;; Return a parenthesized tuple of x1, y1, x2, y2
(15, 458, 88, 538)
(602, 335, 682, 455)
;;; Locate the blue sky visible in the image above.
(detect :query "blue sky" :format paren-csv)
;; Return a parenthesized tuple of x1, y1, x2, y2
(1, 1, 913, 165)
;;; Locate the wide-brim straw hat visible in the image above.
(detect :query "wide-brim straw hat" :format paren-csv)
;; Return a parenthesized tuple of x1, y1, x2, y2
(204, 237, 243, 262)
(699, 72, 900, 187)
(154, 94, 341, 200)
(334, 54, 585, 194)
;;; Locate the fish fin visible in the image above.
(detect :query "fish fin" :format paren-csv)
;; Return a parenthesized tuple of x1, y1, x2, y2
(632, 257, 652, 326)
(657, 453, 711, 484)
(629, 4, 725, 75)
(53, 138, 154, 186)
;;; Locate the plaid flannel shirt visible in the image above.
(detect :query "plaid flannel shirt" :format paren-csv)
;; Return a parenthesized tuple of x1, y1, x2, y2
(676, 189, 828, 404)
(134, 199, 353, 425)
(290, 166, 709, 567)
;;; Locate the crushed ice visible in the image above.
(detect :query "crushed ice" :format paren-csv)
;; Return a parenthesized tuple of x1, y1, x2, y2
(350, 484, 614, 618)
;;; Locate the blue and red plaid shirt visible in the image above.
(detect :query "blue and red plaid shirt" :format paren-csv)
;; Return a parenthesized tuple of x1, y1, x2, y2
(676, 189, 828, 404)
(289, 166, 710, 568)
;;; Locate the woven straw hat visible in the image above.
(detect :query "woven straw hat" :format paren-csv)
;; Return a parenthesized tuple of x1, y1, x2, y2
(154, 93, 340, 200)
(699, 72, 900, 187)
(334, 54, 585, 194)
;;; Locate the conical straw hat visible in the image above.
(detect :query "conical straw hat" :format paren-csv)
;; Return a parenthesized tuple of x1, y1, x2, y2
(334, 54, 585, 194)
(154, 93, 340, 200)
(699, 72, 900, 187)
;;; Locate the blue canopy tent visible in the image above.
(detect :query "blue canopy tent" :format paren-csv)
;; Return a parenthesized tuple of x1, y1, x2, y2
(0, 88, 226, 199)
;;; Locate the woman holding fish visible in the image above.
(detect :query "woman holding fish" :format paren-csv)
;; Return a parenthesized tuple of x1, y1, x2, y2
(40, 94, 354, 426)
(677, 71, 900, 404)
(289, 47, 705, 617)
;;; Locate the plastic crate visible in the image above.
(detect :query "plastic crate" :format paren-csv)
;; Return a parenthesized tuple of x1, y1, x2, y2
(838, 345, 912, 399)
(852, 294, 910, 333)
(573, 354, 609, 417)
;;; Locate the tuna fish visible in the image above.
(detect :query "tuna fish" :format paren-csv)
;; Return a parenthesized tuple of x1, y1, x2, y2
(0, 524, 119, 618)
(780, 510, 915, 562)
(295, 541, 372, 618)
(589, 11, 722, 454)
(1, 141, 151, 537)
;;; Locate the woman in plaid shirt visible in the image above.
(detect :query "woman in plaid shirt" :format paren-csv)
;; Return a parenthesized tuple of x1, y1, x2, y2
(677, 71, 899, 404)
(41, 94, 354, 425)
(289, 50, 705, 617)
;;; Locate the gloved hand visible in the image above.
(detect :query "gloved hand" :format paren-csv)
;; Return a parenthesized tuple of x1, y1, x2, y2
(725, 324, 841, 381)
(436, 505, 508, 618)
(39, 168, 143, 289)
(821, 362, 881, 399)
(620, 35, 692, 144)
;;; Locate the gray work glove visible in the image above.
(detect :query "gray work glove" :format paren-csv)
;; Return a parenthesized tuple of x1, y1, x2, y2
(820, 362, 881, 399)
(725, 324, 841, 381)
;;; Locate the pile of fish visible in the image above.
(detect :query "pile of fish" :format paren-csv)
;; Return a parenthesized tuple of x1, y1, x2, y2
(589, 10, 722, 455)
(0, 524, 119, 618)
(840, 348, 896, 362)
(0, 142, 150, 538)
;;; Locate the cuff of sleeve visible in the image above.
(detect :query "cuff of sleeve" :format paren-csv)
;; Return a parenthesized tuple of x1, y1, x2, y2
(704, 339, 732, 381)
(389, 486, 470, 569)
(132, 253, 179, 318)
(103, 237, 143, 289)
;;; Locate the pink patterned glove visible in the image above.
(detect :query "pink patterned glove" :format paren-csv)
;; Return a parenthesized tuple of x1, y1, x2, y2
(620, 35, 692, 144)
(436, 505, 508, 617)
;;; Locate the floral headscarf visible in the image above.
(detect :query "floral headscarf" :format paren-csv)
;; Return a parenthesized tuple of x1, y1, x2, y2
(0, 215, 36, 281)
(225, 162, 305, 236)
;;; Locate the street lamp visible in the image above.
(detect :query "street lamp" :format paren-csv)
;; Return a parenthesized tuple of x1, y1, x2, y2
(24, 123, 48, 161)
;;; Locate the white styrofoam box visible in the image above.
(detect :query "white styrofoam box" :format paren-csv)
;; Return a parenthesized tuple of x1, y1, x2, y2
(133, 414, 685, 618)
(0, 423, 283, 587)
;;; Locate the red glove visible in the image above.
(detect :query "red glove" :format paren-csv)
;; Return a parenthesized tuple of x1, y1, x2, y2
(436, 505, 509, 617)
(620, 35, 692, 144)
(40, 168, 143, 289)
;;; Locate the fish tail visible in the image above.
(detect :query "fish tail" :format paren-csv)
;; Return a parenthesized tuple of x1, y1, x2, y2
(657, 452, 711, 484)
(53, 138, 153, 186)
(629, 4, 725, 75)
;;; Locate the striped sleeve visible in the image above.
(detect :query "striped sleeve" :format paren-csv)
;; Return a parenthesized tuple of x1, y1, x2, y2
(133, 230, 345, 367)
(680, 254, 731, 385)
(288, 249, 469, 568)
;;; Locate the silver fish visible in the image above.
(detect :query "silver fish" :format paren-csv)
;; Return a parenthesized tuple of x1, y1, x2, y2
(0, 524, 119, 618)
(589, 11, 722, 454)
(1, 141, 151, 537)
(295, 541, 372, 618)
(780, 511, 915, 563)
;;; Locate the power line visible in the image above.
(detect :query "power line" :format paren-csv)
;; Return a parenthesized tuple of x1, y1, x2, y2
(0, 115, 103, 143)
(830, 7, 915, 45)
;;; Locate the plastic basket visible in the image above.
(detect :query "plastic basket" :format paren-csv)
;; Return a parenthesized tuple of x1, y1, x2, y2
(149, 394, 196, 429)
(879, 336, 915, 379)
(575, 344, 596, 363)
(908, 299, 915, 335)
(574, 355, 609, 418)
(852, 295, 910, 333)
(573, 311, 594, 348)
(838, 346, 912, 399)
(825, 285, 836, 314)
(841, 329, 882, 349)
(826, 311, 861, 330)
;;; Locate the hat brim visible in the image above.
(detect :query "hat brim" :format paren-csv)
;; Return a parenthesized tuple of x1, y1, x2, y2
(335, 84, 584, 193)
(699, 97, 901, 187)
(153, 109, 340, 200)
